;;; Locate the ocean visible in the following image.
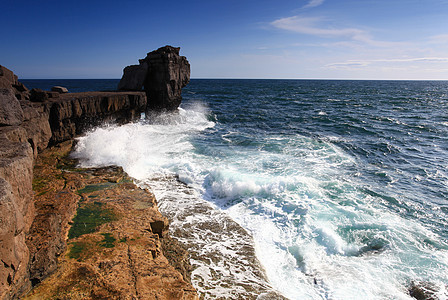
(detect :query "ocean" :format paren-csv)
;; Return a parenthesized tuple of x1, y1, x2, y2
(22, 79, 448, 299)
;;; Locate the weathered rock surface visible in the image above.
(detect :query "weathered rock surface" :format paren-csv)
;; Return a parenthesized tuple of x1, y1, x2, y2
(117, 60, 148, 91)
(50, 92, 145, 145)
(118, 45, 190, 111)
(0, 66, 155, 299)
(24, 143, 197, 299)
(0, 66, 29, 100)
(48, 91, 147, 144)
(0, 89, 24, 126)
(0, 128, 34, 300)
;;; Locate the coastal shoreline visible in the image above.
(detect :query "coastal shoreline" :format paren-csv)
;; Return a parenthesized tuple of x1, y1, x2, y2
(24, 140, 198, 299)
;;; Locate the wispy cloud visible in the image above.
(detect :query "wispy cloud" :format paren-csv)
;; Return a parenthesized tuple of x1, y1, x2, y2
(303, 0, 325, 9)
(326, 57, 448, 69)
(428, 34, 448, 44)
(271, 15, 401, 47)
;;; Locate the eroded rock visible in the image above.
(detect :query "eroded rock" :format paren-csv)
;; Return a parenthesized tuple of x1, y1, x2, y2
(118, 45, 190, 111)
(0, 66, 29, 100)
(0, 89, 24, 126)
(48, 91, 147, 144)
(24, 143, 198, 299)
(117, 60, 148, 91)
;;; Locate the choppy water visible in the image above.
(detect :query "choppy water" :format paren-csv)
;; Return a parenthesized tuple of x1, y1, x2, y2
(27, 79, 448, 299)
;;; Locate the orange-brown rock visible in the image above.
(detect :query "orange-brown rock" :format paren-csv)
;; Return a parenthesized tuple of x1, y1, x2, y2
(0, 128, 34, 299)
(0, 64, 193, 300)
(24, 142, 198, 299)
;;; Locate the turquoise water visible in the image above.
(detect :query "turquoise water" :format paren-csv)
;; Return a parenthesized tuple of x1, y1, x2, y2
(25, 79, 448, 299)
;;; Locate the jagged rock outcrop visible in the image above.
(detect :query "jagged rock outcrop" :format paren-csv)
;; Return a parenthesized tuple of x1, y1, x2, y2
(0, 66, 29, 100)
(117, 60, 148, 91)
(0, 66, 150, 299)
(118, 46, 190, 111)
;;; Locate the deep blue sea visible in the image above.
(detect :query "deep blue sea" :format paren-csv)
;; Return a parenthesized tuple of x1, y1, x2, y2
(23, 79, 448, 299)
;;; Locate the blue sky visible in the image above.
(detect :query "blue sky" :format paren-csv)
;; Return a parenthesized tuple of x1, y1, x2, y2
(2, 0, 448, 79)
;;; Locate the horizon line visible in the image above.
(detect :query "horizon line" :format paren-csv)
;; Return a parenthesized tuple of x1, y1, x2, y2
(20, 77, 448, 81)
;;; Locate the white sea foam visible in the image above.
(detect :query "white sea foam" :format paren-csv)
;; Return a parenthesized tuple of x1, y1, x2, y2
(72, 103, 448, 300)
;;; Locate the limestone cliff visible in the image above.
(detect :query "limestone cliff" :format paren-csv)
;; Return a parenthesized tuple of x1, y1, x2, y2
(0, 64, 197, 299)
(118, 46, 190, 111)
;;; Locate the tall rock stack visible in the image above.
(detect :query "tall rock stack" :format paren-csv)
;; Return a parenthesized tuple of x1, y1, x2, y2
(118, 46, 190, 111)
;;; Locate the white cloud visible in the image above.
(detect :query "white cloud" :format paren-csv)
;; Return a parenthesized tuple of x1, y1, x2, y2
(303, 0, 325, 9)
(272, 16, 365, 38)
(271, 15, 402, 47)
(326, 57, 448, 69)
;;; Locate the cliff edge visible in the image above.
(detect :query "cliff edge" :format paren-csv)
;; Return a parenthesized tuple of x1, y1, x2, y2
(0, 47, 196, 300)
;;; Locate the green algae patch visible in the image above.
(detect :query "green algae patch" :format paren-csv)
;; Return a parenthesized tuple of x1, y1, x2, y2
(99, 233, 116, 248)
(68, 241, 90, 261)
(68, 202, 118, 239)
(68, 233, 116, 261)
(77, 182, 115, 195)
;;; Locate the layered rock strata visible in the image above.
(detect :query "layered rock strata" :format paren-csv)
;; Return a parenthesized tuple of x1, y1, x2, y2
(0, 66, 158, 299)
(48, 91, 146, 144)
(118, 46, 190, 111)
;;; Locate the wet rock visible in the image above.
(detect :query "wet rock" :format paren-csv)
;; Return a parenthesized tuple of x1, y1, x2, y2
(50, 86, 68, 93)
(118, 45, 190, 111)
(24, 143, 198, 299)
(0, 89, 24, 126)
(409, 281, 444, 300)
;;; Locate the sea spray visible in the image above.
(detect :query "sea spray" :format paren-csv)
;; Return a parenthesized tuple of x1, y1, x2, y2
(73, 79, 448, 299)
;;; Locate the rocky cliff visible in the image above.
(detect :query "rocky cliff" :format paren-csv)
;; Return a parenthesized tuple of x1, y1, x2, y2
(118, 46, 190, 111)
(0, 62, 195, 299)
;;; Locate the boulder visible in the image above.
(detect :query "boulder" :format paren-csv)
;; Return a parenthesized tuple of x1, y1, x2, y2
(51, 86, 68, 93)
(118, 46, 190, 111)
(29, 89, 48, 102)
(0, 89, 24, 126)
(117, 60, 148, 91)
(409, 281, 444, 300)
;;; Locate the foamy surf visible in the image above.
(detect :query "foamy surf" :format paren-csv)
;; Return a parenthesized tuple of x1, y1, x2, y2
(72, 89, 448, 300)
